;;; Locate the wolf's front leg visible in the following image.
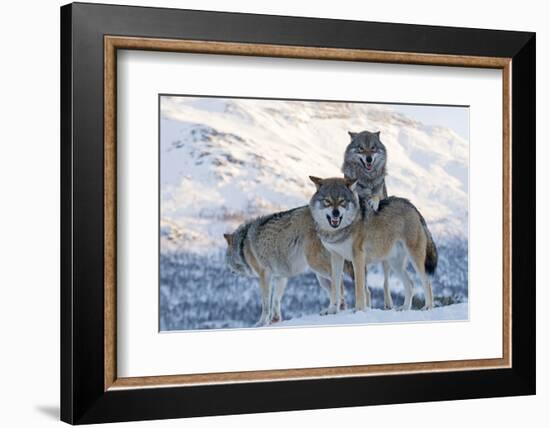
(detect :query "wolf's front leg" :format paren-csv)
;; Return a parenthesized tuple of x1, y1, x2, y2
(255, 271, 272, 327)
(270, 277, 288, 323)
(326, 252, 345, 315)
(339, 281, 347, 310)
(352, 251, 368, 311)
(367, 195, 380, 212)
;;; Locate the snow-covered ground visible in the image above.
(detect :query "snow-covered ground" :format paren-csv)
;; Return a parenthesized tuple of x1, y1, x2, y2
(273, 303, 468, 328)
(159, 96, 469, 331)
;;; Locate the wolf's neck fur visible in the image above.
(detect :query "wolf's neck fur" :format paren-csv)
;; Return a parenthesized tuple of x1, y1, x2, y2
(343, 161, 386, 196)
(316, 211, 361, 245)
(358, 170, 385, 187)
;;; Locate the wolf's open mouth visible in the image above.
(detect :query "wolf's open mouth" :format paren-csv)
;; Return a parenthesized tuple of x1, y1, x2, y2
(326, 214, 342, 228)
(359, 157, 373, 171)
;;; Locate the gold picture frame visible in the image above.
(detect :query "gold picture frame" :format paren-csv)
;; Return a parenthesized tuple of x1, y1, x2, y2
(104, 35, 512, 391)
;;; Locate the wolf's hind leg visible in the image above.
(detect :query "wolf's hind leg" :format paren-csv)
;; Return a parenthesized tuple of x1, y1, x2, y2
(389, 257, 414, 311)
(364, 266, 372, 309)
(256, 270, 272, 327)
(409, 248, 434, 310)
(271, 277, 288, 323)
(420, 277, 434, 310)
(382, 261, 393, 310)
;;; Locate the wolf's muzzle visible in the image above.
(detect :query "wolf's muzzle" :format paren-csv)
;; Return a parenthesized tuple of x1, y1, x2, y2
(326, 213, 342, 228)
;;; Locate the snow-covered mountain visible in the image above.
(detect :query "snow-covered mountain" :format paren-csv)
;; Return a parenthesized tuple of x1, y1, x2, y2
(160, 96, 468, 253)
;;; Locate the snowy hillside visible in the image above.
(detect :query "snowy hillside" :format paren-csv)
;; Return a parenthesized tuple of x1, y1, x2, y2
(160, 97, 468, 253)
(159, 96, 469, 331)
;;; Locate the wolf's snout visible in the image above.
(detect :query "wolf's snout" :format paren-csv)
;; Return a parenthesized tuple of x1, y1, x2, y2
(326, 212, 343, 229)
(365, 154, 374, 171)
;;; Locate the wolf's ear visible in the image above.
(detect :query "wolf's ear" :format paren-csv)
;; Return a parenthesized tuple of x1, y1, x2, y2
(223, 233, 233, 246)
(374, 131, 381, 138)
(345, 178, 357, 192)
(309, 176, 324, 190)
(348, 131, 357, 140)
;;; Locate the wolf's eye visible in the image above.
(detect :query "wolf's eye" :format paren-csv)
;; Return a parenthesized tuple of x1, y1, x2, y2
(323, 199, 331, 207)
(338, 200, 347, 208)
(357, 148, 365, 153)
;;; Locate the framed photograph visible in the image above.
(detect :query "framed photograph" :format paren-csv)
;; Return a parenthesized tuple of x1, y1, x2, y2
(60, 2, 535, 424)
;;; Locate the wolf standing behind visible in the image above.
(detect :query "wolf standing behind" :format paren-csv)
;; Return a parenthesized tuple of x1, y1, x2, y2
(309, 177, 438, 313)
(342, 130, 393, 309)
(224, 206, 346, 326)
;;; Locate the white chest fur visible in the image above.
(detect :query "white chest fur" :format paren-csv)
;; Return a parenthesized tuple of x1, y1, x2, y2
(322, 237, 354, 261)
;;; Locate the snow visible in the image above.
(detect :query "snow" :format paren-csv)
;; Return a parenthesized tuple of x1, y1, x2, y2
(272, 304, 468, 328)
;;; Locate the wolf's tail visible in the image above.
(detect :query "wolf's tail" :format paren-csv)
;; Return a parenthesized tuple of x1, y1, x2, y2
(421, 217, 438, 276)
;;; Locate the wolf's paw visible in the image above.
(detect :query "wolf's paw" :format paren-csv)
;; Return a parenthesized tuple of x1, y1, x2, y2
(255, 318, 270, 327)
(339, 300, 347, 311)
(321, 304, 339, 316)
(384, 302, 394, 310)
(270, 314, 281, 323)
(396, 304, 410, 312)
(367, 197, 380, 212)
(353, 304, 368, 313)
(420, 304, 433, 311)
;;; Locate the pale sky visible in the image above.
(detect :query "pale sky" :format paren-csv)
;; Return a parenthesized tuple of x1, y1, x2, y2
(388, 104, 469, 141)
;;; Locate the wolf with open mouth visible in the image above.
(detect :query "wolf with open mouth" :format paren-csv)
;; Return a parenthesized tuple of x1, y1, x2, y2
(342, 130, 394, 308)
(223, 206, 350, 326)
(308, 176, 438, 314)
(342, 130, 388, 210)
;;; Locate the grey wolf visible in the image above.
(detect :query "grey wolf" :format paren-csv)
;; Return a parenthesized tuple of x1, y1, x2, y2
(224, 206, 347, 326)
(342, 130, 388, 210)
(342, 130, 393, 308)
(308, 176, 438, 313)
